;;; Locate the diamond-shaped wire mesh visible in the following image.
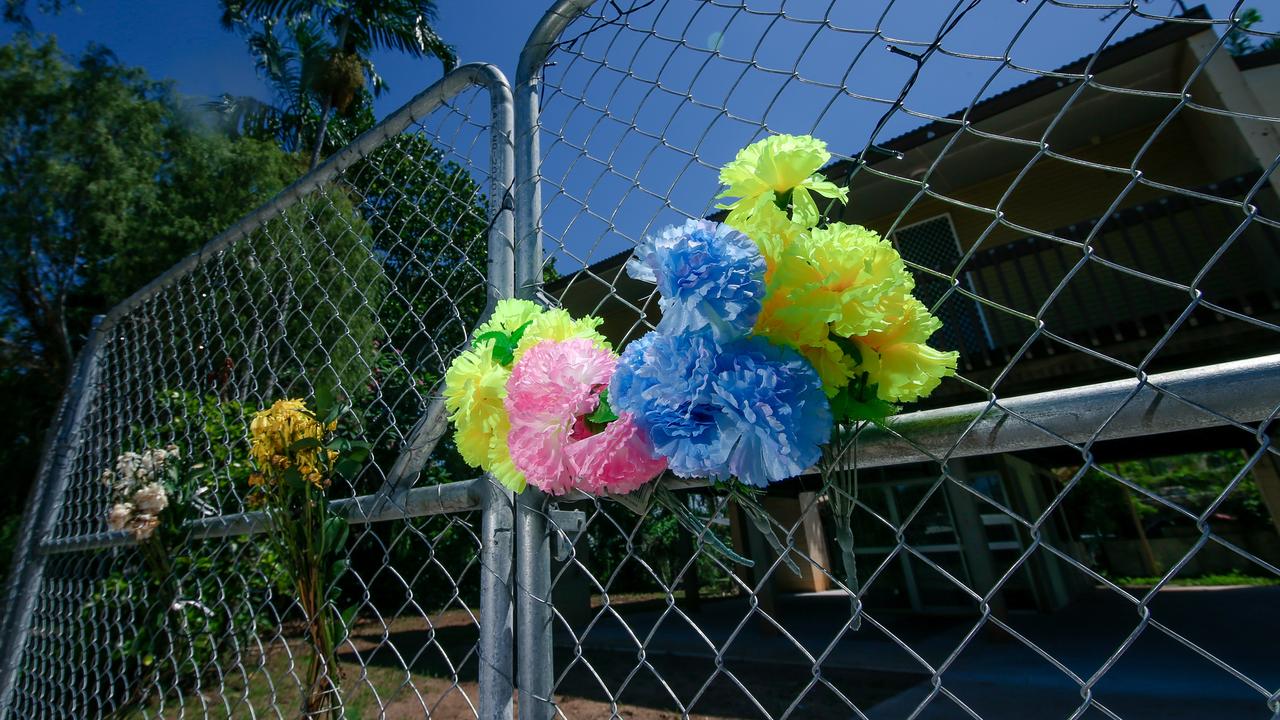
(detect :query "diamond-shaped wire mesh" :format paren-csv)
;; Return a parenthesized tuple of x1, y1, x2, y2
(2, 73, 511, 719)
(521, 1, 1280, 718)
(4, 2, 1280, 719)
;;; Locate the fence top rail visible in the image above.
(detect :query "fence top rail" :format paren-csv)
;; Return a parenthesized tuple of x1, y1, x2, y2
(38, 476, 488, 555)
(95, 62, 512, 336)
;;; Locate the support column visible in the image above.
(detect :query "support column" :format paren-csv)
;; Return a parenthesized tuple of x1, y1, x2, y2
(943, 460, 1008, 621)
(1247, 450, 1280, 535)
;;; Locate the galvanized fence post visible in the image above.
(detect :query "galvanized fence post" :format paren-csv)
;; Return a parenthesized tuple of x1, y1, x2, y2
(0, 316, 107, 715)
(477, 64, 517, 720)
(513, 4, 595, 717)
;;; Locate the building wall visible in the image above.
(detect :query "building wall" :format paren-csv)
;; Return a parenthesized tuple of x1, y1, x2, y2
(1242, 64, 1280, 119)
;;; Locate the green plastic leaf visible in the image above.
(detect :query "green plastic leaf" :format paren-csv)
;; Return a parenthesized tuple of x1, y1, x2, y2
(831, 383, 896, 424)
(507, 319, 533, 347)
(830, 334, 863, 366)
(652, 484, 753, 567)
(585, 389, 619, 426)
(473, 320, 534, 367)
(732, 485, 801, 575)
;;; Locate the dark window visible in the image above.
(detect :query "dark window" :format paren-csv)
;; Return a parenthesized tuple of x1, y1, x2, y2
(894, 215, 993, 354)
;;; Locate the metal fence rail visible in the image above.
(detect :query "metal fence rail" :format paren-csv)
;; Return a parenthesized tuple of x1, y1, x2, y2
(2, 1, 1279, 719)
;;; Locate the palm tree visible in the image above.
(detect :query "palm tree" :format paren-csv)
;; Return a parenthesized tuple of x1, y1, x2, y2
(208, 18, 334, 153)
(219, 0, 457, 167)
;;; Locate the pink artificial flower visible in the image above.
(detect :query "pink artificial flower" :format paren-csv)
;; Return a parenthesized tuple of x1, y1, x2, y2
(567, 412, 667, 495)
(506, 338, 665, 495)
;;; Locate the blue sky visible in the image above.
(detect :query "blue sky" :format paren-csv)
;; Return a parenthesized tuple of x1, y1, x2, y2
(3, 1, 1272, 274)
(0, 0, 549, 115)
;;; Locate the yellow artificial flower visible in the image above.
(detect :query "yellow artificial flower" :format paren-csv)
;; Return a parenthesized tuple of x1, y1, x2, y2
(445, 299, 610, 492)
(717, 134, 849, 229)
(800, 339, 859, 397)
(443, 344, 525, 490)
(512, 307, 610, 363)
(476, 298, 543, 337)
(753, 223, 915, 400)
(792, 223, 914, 338)
(729, 202, 804, 276)
(857, 297, 959, 403)
(755, 246, 840, 350)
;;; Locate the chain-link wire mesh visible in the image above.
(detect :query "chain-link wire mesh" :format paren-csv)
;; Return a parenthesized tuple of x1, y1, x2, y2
(4, 2, 1280, 719)
(517, 1, 1280, 718)
(0, 65, 515, 719)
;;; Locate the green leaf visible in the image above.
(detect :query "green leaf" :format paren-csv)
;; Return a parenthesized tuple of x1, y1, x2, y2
(340, 605, 359, 632)
(585, 388, 619, 426)
(830, 384, 897, 424)
(507, 319, 533, 347)
(335, 457, 363, 480)
(288, 437, 321, 452)
(830, 334, 863, 366)
(329, 558, 350, 586)
(472, 320, 533, 367)
(322, 516, 348, 555)
(315, 386, 335, 418)
(283, 467, 304, 491)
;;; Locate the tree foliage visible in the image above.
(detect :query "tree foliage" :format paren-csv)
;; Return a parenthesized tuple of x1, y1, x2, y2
(0, 36, 302, 514)
(216, 0, 456, 166)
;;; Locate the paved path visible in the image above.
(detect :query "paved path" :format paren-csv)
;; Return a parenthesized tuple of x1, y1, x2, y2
(559, 586, 1279, 718)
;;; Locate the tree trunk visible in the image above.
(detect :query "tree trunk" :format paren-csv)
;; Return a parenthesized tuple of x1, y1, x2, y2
(308, 101, 334, 170)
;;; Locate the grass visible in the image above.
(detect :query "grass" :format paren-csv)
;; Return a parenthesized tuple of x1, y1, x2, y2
(1111, 571, 1280, 588)
(123, 648, 481, 719)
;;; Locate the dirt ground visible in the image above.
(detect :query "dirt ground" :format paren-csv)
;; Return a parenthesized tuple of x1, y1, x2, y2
(137, 599, 918, 719)
(336, 604, 918, 719)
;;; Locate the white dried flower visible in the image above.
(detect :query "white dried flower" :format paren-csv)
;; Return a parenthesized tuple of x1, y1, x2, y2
(164, 444, 180, 461)
(132, 482, 169, 515)
(107, 503, 133, 532)
(100, 469, 116, 488)
(130, 514, 161, 541)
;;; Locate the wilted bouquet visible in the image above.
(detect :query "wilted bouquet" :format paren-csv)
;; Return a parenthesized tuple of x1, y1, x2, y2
(99, 442, 220, 691)
(102, 445, 179, 542)
(444, 133, 958, 570)
(247, 393, 366, 718)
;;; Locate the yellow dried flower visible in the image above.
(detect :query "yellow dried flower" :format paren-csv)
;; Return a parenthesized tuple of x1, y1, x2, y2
(249, 398, 330, 488)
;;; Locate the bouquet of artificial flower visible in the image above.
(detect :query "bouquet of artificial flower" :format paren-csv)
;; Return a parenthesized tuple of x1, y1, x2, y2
(443, 133, 959, 575)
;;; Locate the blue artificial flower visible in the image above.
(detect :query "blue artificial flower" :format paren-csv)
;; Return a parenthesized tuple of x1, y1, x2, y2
(627, 219, 766, 343)
(610, 330, 831, 486)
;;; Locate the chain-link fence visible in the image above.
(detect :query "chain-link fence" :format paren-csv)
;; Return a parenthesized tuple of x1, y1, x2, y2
(514, 1, 1280, 719)
(4, 1, 1280, 718)
(0, 63, 517, 719)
